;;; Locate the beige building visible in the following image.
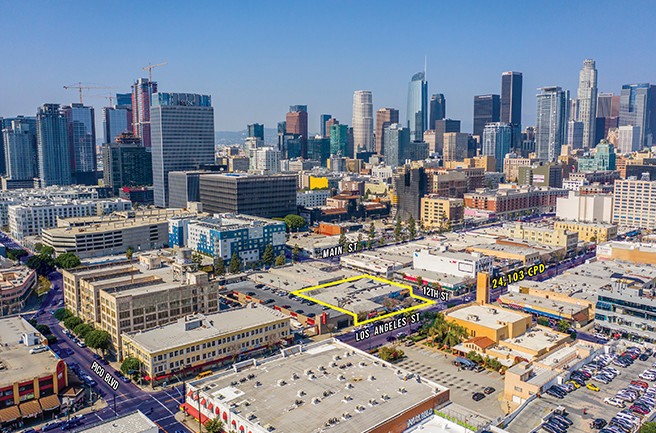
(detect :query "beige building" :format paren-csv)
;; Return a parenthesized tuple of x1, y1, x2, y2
(597, 241, 656, 264)
(445, 304, 532, 343)
(508, 223, 579, 252)
(503, 155, 538, 182)
(420, 196, 464, 229)
(443, 132, 469, 162)
(121, 304, 290, 383)
(554, 220, 617, 242)
(62, 255, 222, 357)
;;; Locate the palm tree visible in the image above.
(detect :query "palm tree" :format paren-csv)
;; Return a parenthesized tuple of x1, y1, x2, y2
(204, 418, 224, 433)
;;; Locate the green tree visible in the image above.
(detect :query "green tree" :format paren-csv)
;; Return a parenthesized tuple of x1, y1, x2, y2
(40, 246, 55, 257)
(292, 244, 300, 263)
(356, 234, 363, 251)
(536, 317, 550, 327)
(214, 257, 225, 276)
(416, 276, 423, 287)
(275, 252, 286, 267)
(338, 231, 347, 248)
(364, 188, 371, 200)
(64, 316, 83, 330)
(126, 246, 134, 260)
(54, 252, 81, 269)
(54, 308, 73, 321)
(191, 251, 204, 269)
(378, 237, 385, 247)
(73, 323, 95, 339)
(283, 214, 306, 232)
(378, 346, 404, 362)
(556, 319, 571, 333)
(394, 215, 402, 242)
(34, 242, 44, 252)
(120, 357, 141, 380)
(85, 330, 111, 353)
(262, 244, 274, 267)
(204, 418, 224, 433)
(368, 222, 375, 242)
(35, 324, 51, 335)
(408, 216, 416, 240)
(641, 422, 656, 433)
(26, 254, 56, 276)
(228, 252, 241, 274)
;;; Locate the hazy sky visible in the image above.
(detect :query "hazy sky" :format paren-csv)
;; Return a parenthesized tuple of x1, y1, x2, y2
(2, 0, 655, 136)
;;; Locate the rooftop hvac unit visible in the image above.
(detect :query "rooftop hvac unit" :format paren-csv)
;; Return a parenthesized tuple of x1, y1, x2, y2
(297, 390, 305, 397)
(368, 375, 376, 381)
(342, 412, 351, 419)
(343, 395, 352, 401)
(277, 379, 286, 386)
(312, 397, 321, 404)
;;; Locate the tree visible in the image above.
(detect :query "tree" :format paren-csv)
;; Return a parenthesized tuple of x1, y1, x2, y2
(204, 418, 224, 433)
(34, 242, 44, 253)
(85, 330, 111, 353)
(26, 254, 56, 276)
(283, 214, 306, 232)
(416, 276, 424, 287)
(394, 215, 402, 242)
(214, 257, 225, 276)
(126, 247, 134, 260)
(6, 249, 28, 261)
(292, 244, 300, 263)
(378, 346, 404, 362)
(54, 308, 73, 321)
(378, 237, 385, 247)
(35, 324, 51, 335)
(229, 252, 241, 274)
(368, 222, 375, 241)
(356, 234, 363, 251)
(191, 252, 204, 269)
(408, 216, 416, 240)
(121, 357, 141, 380)
(54, 252, 81, 269)
(536, 317, 550, 327)
(275, 252, 286, 267)
(262, 244, 274, 267)
(364, 189, 371, 200)
(338, 232, 347, 248)
(40, 246, 55, 257)
(73, 323, 95, 339)
(64, 316, 83, 330)
(557, 319, 571, 333)
(641, 423, 656, 433)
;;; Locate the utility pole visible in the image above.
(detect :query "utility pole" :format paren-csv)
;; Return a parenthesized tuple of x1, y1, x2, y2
(196, 389, 202, 433)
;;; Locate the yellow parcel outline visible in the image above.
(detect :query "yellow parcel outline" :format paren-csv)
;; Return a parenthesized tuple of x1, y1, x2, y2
(291, 274, 437, 326)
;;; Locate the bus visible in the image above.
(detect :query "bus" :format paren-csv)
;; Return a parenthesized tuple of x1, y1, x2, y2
(194, 370, 213, 380)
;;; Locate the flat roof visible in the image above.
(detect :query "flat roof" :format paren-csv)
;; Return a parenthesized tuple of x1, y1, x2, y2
(76, 410, 157, 433)
(123, 304, 288, 354)
(501, 326, 569, 353)
(249, 263, 358, 292)
(0, 317, 58, 388)
(499, 292, 587, 316)
(446, 304, 529, 330)
(468, 243, 541, 256)
(555, 220, 616, 229)
(190, 340, 447, 433)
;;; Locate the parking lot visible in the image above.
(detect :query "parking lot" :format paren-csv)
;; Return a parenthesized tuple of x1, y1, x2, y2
(506, 348, 656, 433)
(395, 344, 506, 422)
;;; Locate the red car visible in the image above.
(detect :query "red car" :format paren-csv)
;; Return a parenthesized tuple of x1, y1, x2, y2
(631, 380, 648, 389)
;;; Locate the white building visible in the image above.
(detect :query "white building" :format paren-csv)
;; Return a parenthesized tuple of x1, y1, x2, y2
(296, 189, 331, 207)
(618, 125, 641, 154)
(253, 147, 281, 173)
(9, 198, 132, 239)
(413, 246, 493, 279)
(352, 90, 374, 153)
(77, 411, 158, 433)
(562, 178, 589, 191)
(613, 177, 656, 229)
(556, 190, 613, 223)
(566, 120, 583, 149)
(577, 59, 598, 149)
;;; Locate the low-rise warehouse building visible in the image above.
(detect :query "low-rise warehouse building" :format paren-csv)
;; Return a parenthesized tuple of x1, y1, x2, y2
(498, 288, 594, 327)
(445, 304, 532, 343)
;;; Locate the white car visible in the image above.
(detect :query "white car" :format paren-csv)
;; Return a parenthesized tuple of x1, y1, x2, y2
(604, 397, 625, 407)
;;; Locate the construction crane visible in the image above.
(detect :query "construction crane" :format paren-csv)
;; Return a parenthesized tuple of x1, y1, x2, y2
(142, 62, 168, 81)
(88, 94, 117, 106)
(63, 82, 118, 104)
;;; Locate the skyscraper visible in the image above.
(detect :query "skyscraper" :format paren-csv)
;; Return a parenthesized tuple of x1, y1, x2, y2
(619, 83, 654, 147)
(482, 122, 512, 171)
(536, 87, 569, 162)
(501, 72, 522, 127)
(330, 124, 351, 157)
(62, 103, 96, 185)
(384, 124, 410, 168)
(36, 104, 72, 186)
(247, 123, 264, 140)
(597, 93, 620, 118)
(131, 78, 157, 149)
(375, 108, 399, 155)
(151, 93, 215, 207)
(325, 118, 339, 138)
(319, 114, 332, 137)
(618, 126, 641, 154)
(443, 132, 469, 163)
(102, 132, 152, 195)
(434, 119, 461, 155)
(429, 94, 446, 130)
(473, 94, 500, 138)
(577, 59, 598, 148)
(352, 90, 374, 153)
(103, 102, 132, 144)
(566, 120, 584, 149)
(3, 118, 37, 181)
(394, 166, 426, 221)
(286, 105, 308, 158)
(407, 72, 428, 141)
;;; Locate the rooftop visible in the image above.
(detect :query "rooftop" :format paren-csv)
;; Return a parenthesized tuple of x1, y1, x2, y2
(446, 304, 529, 330)
(499, 292, 588, 316)
(190, 340, 447, 433)
(249, 263, 358, 292)
(500, 326, 570, 353)
(76, 410, 158, 433)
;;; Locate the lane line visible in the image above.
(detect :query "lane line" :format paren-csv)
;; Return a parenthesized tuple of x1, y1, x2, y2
(149, 393, 176, 416)
(154, 421, 169, 433)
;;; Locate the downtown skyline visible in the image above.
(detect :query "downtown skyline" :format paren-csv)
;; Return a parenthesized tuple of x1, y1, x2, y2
(2, 0, 655, 135)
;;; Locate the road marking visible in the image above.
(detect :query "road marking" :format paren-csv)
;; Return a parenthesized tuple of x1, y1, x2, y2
(154, 421, 169, 433)
(149, 394, 176, 415)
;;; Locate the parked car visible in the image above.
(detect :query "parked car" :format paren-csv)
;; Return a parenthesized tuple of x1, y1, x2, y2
(483, 387, 496, 394)
(472, 392, 485, 401)
(591, 418, 607, 429)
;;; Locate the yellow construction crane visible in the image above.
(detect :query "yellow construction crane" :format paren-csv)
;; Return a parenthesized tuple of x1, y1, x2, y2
(63, 82, 117, 104)
(88, 94, 117, 106)
(142, 62, 168, 81)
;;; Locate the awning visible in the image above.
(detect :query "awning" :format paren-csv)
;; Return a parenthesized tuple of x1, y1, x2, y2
(19, 400, 42, 418)
(207, 403, 213, 411)
(193, 393, 199, 400)
(223, 412, 227, 421)
(200, 398, 206, 406)
(0, 405, 20, 423)
(187, 390, 193, 397)
(39, 395, 61, 411)
(214, 407, 220, 415)
(180, 403, 209, 424)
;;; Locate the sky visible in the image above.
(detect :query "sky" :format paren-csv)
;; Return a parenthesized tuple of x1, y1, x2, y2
(2, 0, 656, 137)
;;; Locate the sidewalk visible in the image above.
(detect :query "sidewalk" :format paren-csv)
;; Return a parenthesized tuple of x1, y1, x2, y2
(18, 398, 107, 432)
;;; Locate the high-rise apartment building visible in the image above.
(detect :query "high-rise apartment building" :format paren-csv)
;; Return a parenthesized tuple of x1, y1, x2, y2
(473, 94, 500, 138)
(375, 108, 399, 155)
(383, 124, 410, 168)
(286, 105, 308, 158)
(613, 176, 656, 229)
(102, 96, 132, 144)
(567, 120, 584, 149)
(407, 72, 428, 141)
(319, 114, 332, 137)
(434, 119, 461, 155)
(151, 93, 215, 207)
(62, 103, 97, 185)
(619, 83, 655, 147)
(36, 104, 72, 186)
(443, 132, 469, 163)
(501, 72, 522, 127)
(247, 123, 264, 140)
(536, 87, 569, 162)
(352, 90, 374, 152)
(102, 132, 153, 195)
(482, 122, 512, 171)
(429, 94, 446, 130)
(577, 59, 598, 148)
(618, 126, 641, 154)
(394, 166, 426, 220)
(131, 78, 157, 148)
(3, 118, 37, 182)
